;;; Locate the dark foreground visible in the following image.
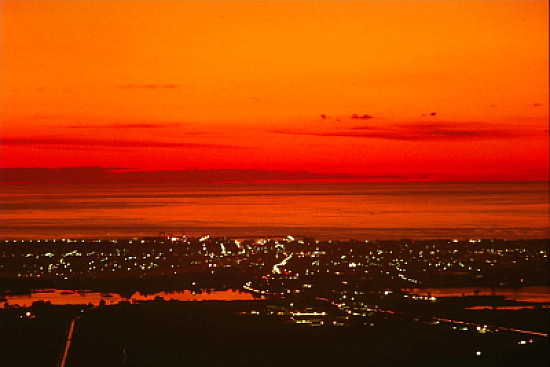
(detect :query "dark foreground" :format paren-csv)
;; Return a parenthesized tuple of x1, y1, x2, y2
(1, 299, 549, 367)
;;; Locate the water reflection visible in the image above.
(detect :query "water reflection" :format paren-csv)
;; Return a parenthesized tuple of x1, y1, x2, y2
(2, 289, 256, 307)
(465, 305, 550, 310)
(410, 286, 550, 303)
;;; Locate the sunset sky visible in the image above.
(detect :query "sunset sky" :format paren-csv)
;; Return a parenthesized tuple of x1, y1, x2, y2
(1, 0, 548, 183)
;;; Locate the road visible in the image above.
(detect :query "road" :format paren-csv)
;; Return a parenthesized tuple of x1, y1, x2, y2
(58, 316, 78, 367)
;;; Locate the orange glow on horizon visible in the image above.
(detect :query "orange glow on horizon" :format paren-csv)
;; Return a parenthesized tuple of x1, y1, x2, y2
(1, 1, 548, 181)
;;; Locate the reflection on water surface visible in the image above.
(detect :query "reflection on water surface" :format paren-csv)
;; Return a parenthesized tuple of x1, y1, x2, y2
(2, 288, 255, 307)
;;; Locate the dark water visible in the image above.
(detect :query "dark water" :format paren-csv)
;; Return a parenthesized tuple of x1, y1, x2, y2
(1, 182, 548, 239)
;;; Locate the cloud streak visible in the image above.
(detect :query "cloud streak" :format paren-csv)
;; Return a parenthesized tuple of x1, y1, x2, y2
(273, 122, 542, 141)
(0, 137, 241, 150)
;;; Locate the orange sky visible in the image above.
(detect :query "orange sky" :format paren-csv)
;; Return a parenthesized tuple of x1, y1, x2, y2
(1, 0, 548, 182)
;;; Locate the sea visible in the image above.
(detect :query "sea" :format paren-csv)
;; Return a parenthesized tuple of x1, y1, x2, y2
(0, 182, 548, 240)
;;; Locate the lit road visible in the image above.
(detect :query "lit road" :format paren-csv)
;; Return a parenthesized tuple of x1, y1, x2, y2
(272, 254, 293, 274)
(58, 316, 78, 367)
(434, 317, 549, 338)
(320, 297, 548, 339)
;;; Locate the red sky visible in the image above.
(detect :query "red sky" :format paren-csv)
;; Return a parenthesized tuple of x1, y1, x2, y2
(1, 1, 548, 183)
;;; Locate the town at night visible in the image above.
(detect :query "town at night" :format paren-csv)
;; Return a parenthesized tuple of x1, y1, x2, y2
(1, 235, 548, 366)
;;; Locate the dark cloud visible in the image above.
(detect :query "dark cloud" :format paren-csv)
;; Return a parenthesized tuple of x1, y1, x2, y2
(320, 114, 374, 120)
(350, 114, 373, 120)
(532, 103, 544, 107)
(0, 167, 357, 185)
(0, 167, 121, 185)
(0, 138, 240, 150)
(273, 122, 540, 141)
(118, 84, 179, 89)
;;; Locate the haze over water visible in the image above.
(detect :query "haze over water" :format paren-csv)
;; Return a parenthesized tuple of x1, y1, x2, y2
(1, 182, 547, 240)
